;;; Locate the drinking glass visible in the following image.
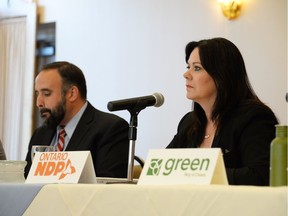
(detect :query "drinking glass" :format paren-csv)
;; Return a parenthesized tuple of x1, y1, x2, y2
(31, 145, 55, 162)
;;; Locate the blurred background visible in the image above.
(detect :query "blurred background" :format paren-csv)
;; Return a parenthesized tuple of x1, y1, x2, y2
(0, 0, 287, 161)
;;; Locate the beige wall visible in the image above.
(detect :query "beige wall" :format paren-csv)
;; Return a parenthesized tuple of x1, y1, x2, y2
(36, 0, 287, 159)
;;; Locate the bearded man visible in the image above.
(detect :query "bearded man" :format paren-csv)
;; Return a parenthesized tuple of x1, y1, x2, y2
(24, 61, 129, 178)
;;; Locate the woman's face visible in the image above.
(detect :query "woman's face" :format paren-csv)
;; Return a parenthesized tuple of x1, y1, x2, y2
(183, 48, 217, 106)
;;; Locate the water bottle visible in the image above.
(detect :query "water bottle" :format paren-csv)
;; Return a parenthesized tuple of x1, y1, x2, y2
(269, 125, 287, 186)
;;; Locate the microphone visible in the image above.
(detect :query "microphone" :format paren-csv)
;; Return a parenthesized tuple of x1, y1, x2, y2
(107, 92, 164, 111)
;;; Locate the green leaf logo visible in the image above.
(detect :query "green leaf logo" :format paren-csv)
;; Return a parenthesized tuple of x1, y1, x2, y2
(147, 159, 163, 176)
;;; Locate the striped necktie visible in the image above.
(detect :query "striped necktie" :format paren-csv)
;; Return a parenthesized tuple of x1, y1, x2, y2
(57, 127, 66, 151)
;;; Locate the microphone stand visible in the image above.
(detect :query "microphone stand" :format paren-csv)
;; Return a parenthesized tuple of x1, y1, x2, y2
(126, 109, 140, 183)
(105, 93, 163, 184)
(107, 106, 144, 184)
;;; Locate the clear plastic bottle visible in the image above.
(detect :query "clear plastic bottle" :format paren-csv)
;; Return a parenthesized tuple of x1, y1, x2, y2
(269, 125, 287, 186)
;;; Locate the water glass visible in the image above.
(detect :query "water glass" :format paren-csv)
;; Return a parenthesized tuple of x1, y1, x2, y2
(31, 145, 54, 162)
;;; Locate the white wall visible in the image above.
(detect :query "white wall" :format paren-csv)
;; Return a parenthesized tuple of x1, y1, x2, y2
(37, 0, 287, 160)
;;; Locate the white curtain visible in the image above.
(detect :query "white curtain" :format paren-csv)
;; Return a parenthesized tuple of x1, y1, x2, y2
(0, 17, 27, 159)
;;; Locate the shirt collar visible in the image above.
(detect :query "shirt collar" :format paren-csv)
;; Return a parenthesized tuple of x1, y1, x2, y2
(57, 101, 88, 140)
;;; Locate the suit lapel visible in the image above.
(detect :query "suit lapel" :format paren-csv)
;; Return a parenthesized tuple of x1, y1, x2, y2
(65, 102, 94, 151)
(34, 127, 55, 146)
(45, 130, 56, 145)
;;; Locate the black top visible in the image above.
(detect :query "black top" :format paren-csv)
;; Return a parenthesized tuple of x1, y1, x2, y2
(25, 102, 129, 178)
(167, 103, 278, 185)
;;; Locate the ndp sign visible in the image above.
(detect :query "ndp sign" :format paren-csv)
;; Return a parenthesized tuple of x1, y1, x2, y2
(34, 152, 76, 180)
(26, 151, 96, 184)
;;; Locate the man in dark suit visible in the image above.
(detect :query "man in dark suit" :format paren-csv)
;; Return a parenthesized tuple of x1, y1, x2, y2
(0, 139, 6, 160)
(24, 61, 129, 178)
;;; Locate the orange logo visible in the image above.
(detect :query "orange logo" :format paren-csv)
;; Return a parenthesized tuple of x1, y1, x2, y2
(59, 159, 76, 180)
(34, 153, 76, 180)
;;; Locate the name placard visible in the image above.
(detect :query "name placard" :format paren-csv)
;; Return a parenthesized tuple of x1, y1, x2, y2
(138, 148, 228, 185)
(25, 151, 96, 184)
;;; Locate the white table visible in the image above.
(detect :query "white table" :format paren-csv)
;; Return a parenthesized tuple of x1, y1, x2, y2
(23, 184, 287, 216)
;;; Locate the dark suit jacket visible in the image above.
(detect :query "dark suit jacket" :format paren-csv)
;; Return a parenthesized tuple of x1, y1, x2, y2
(0, 140, 6, 160)
(167, 103, 278, 185)
(25, 102, 129, 178)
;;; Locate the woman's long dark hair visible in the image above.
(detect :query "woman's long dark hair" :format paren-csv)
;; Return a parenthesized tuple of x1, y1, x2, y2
(185, 38, 264, 145)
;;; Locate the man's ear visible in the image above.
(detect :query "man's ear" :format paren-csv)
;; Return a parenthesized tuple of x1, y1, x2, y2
(68, 86, 79, 102)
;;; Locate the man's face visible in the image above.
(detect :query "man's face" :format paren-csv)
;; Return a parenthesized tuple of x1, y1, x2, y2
(35, 69, 66, 128)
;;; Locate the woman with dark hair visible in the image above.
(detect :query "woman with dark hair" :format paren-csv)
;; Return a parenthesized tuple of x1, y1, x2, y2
(167, 38, 278, 185)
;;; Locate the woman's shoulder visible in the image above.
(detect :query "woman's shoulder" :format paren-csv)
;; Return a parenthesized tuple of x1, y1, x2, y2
(237, 101, 276, 116)
(179, 111, 193, 125)
(229, 101, 278, 124)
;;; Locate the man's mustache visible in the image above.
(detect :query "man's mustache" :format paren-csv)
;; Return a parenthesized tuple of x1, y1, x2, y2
(40, 108, 51, 117)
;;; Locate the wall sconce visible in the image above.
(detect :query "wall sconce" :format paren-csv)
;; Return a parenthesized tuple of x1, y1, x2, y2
(217, 0, 243, 20)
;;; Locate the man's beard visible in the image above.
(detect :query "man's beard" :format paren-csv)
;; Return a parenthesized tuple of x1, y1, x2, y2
(40, 100, 66, 129)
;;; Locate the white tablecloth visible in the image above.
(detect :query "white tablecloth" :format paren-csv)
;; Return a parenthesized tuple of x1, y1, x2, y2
(23, 184, 287, 216)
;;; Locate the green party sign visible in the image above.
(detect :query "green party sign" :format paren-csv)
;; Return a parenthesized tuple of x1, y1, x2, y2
(138, 148, 227, 185)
